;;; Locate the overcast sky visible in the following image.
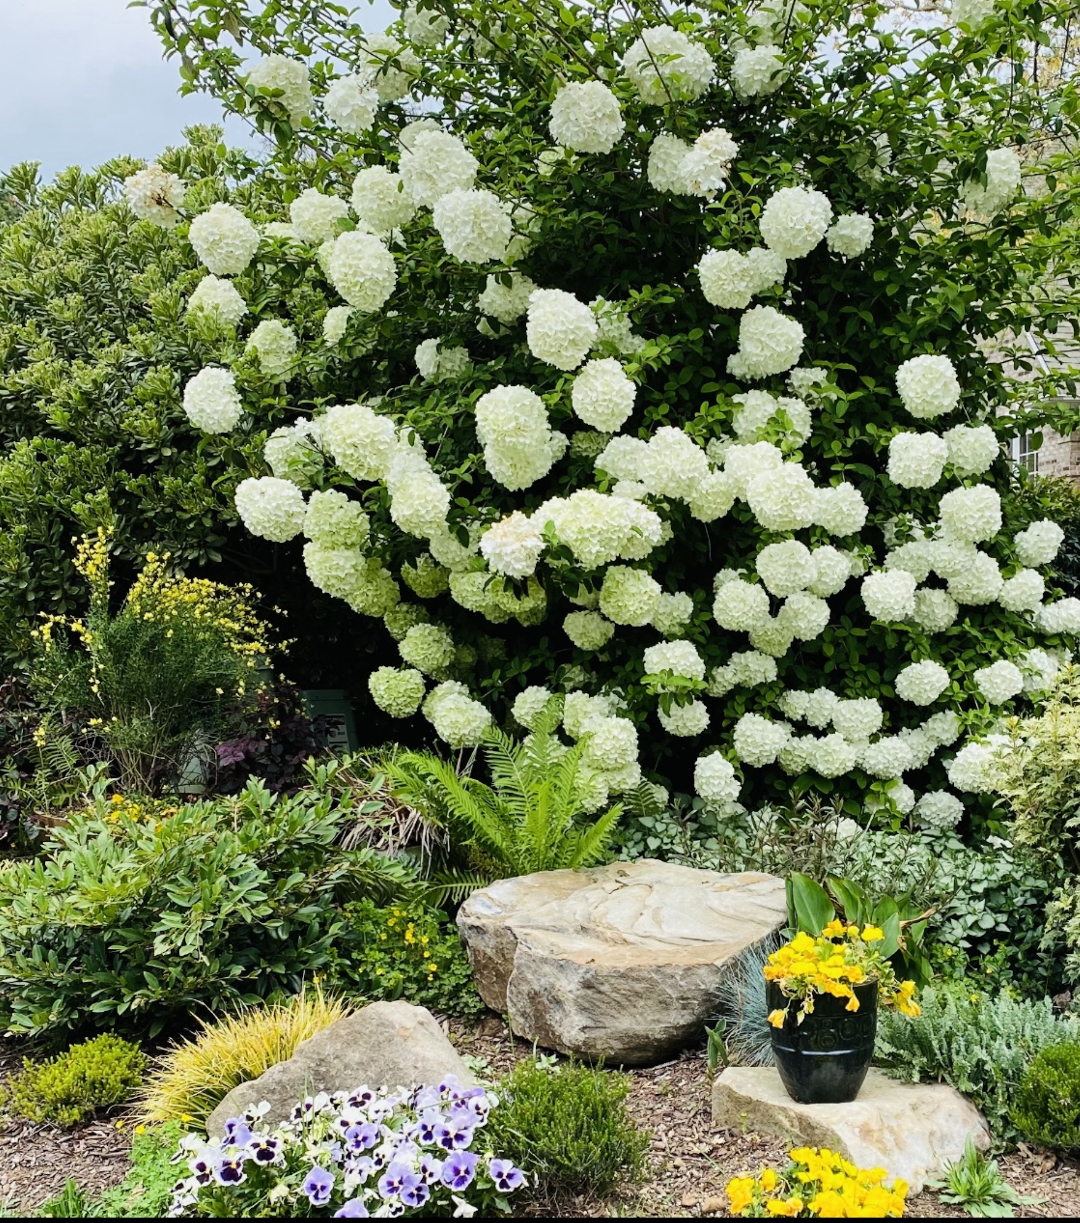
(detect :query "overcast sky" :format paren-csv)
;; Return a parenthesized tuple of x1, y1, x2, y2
(0, 0, 395, 180)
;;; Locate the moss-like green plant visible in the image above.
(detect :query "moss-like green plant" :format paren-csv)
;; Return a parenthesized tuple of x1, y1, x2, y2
(4, 1034, 146, 1127)
(1012, 1042, 1080, 1153)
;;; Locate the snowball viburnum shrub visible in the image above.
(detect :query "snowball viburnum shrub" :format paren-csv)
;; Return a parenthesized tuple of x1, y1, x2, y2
(156, 0, 1079, 832)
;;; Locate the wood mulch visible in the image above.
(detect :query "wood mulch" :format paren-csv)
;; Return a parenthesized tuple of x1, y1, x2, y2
(2, 1015, 1080, 1217)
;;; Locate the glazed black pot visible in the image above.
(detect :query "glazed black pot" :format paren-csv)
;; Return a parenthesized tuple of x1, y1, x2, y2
(768, 980, 877, 1105)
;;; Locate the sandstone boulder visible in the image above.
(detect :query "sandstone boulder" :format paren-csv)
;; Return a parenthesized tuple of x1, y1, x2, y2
(206, 1000, 475, 1137)
(712, 1066, 990, 1192)
(457, 859, 786, 1064)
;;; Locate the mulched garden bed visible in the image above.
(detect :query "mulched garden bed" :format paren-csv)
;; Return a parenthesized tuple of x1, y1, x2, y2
(2, 1014, 1079, 1217)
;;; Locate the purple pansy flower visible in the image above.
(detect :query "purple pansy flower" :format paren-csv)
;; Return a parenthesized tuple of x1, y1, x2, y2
(347, 1087, 376, 1109)
(440, 1150, 479, 1191)
(334, 1199, 370, 1218)
(249, 1136, 281, 1165)
(489, 1159, 525, 1192)
(345, 1122, 381, 1153)
(189, 1148, 220, 1187)
(412, 1085, 442, 1110)
(214, 1153, 247, 1186)
(346, 1154, 376, 1182)
(302, 1165, 336, 1207)
(415, 1109, 442, 1144)
(435, 1115, 475, 1151)
(418, 1153, 444, 1184)
(377, 1162, 412, 1199)
(400, 1176, 430, 1208)
(222, 1119, 253, 1147)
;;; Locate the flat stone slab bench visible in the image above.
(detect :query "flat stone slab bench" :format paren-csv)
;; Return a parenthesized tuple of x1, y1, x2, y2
(712, 1066, 991, 1192)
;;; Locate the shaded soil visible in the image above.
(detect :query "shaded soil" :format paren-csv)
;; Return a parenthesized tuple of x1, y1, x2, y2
(3, 1016, 1080, 1217)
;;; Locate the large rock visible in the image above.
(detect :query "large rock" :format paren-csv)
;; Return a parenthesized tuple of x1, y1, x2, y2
(206, 1001, 475, 1138)
(457, 860, 786, 1065)
(712, 1066, 990, 1192)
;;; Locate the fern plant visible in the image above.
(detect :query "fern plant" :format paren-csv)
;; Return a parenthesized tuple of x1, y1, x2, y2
(390, 700, 622, 887)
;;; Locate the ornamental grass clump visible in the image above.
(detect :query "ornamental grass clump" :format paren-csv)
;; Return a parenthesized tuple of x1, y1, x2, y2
(2, 1034, 146, 1127)
(726, 1147, 908, 1218)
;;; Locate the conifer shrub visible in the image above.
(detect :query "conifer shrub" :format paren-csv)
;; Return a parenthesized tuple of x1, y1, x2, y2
(2, 1034, 146, 1127)
(1012, 1042, 1080, 1153)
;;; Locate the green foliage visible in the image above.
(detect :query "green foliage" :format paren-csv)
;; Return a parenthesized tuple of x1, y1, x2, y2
(391, 703, 622, 883)
(874, 983, 1080, 1139)
(487, 1059, 648, 1201)
(37, 1181, 91, 1219)
(928, 1136, 1041, 1218)
(2, 1034, 146, 1127)
(0, 779, 412, 1037)
(329, 898, 483, 1017)
(1011, 1042, 1080, 1154)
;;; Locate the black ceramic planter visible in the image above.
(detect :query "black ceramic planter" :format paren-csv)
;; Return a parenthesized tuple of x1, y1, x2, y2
(768, 980, 877, 1105)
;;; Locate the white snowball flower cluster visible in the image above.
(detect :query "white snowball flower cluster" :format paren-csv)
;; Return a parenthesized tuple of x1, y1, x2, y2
(694, 753, 741, 806)
(895, 354, 961, 420)
(360, 34, 419, 102)
(952, 0, 997, 27)
(862, 569, 917, 621)
(187, 276, 248, 327)
(747, 462, 816, 531)
(563, 610, 615, 650)
(526, 289, 598, 370)
(633, 426, 711, 501)
(400, 130, 478, 207)
(697, 247, 787, 310)
(535, 489, 662, 569)
(1036, 598, 1080, 635)
(480, 512, 545, 579)
(974, 659, 1024, 704)
(681, 128, 740, 195)
(183, 366, 243, 433)
(759, 187, 833, 259)
(351, 166, 415, 236)
(305, 489, 369, 547)
(813, 734, 862, 778)
(1021, 647, 1060, 692)
(475, 385, 564, 490)
(386, 443, 451, 539)
(999, 568, 1044, 613)
(1014, 519, 1064, 567)
(832, 697, 884, 741)
(424, 682, 492, 747)
(322, 401, 398, 481)
(960, 147, 1022, 216)
(778, 592, 830, 640)
(401, 554, 449, 600)
(404, 4, 449, 46)
(599, 566, 662, 626)
(948, 550, 1003, 606)
(247, 54, 312, 124)
(512, 686, 555, 729)
(623, 26, 715, 103)
(326, 232, 398, 310)
(478, 272, 537, 323)
(304, 547, 399, 616)
(414, 338, 470, 382)
(732, 390, 810, 445)
(289, 188, 350, 245)
(938, 485, 1002, 543)
(265, 420, 324, 489)
(756, 540, 815, 597)
(915, 790, 964, 830)
(580, 713, 638, 770)
(727, 306, 805, 379)
(709, 650, 778, 695)
(324, 74, 379, 135)
(549, 81, 625, 154)
(648, 133, 694, 194)
(858, 737, 915, 778)
(368, 667, 426, 717)
(896, 659, 950, 706)
(571, 359, 636, 432)
(813, 483, 869, 536)
(643, 640, 706, 681)
(825, 213, 874, 258)
(887, 432, 948, 489)
(246, 319, 297, 381)
(788, 366, 829, 399)
(944, 424, 998, 476)
(734, 712, 790, 766)
(713, 579, 770, 631)
(399, 622, 456, 676)
(188, 203, 260, 277)
(651, 591, 694, 638)
(808, 546, 852, 597)
(433, 189, 513, 263)
(659, 700, 710, 736)
(123, 165, 185, 227)
(234, 476, 307, 542)
(731, 46, 787, 99)
(947, 740, 1001, 792)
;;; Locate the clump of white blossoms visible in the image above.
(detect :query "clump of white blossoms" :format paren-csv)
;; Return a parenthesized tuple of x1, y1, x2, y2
(247, 54, 313, 125)
(947, 740, 1002, 792)
(266, 420, 324, 488)
(526, 288, 599, 370)
(400, 130, 478, 207)
(681, 128, 740, 195)
(960, 147, 1022, 217)
(755, 539, 814, 597)
(895, 354, 961, 419)
(424, 682, 492, 747)
(600, 566, 662, 626)
(351, 166, 416, 236)
(327, 232, 398, 310)
(998, 568, 1044, 613)
(433, 189, 513, 263)
(188, 203, 260, 277)
(694, 753, 741, 806)
(123, 164, 186, 227)
(321, 401, 398, 481)
(938, 484, 1002, 543)
(571, 359, 636, 432)
(734, 712, 791, 766)
(732, 390, 810, 445)
(475, 385, 564, 490)
(246, 319, 297, 381)
(187, 276, 248, 328)
(888, 432, 949, 489)
(895, 659, 950, 706)
(659, 700, 710, 736)
(759, 187, 833, 259)
(915, 789, 964, 830)
(622, 26, 715, 103)
(564, 610, 615, 650)
(404, 3, 449, 46)
(305, 489, 369, 547)
(648, 133, 695, 195)
(399, 622, 456, 677)
(549, 81, 625, 154)
(825, 213, 874, 257)
(727, 306, 805, 379)
(697, 248, 787, 310)
(974, 659, 1024, 704)
(478, 272, 537, 323)
(862, 569, 917, 621)
(747, 463, 816, 531)
(952, 0, 998, 27)
(289, 188, 350, 245)
(183, 367, 244, 433)
(361, 33, 419, 102)
(368, 666, 426, 717)
(1014, 519, 1064, 567)
(945, 423, 998, 476)
(643, 640, 706, 681)
(323, 305, 353, 346)
(1035, 598, 1080, 635)
(234, 476, 307, 542)
(480, 512, 545, 578)
(324, 73, 378, 135)
(731, 46, 787, 99)
(713, 578, 771, 631)
(415, 339, 471, 382)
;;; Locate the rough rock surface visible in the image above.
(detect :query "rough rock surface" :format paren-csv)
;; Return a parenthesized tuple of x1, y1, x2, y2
(206, 1001, 475, 1137)
(711, 1066, 991, 1192)
(457, 860, 787, 1065)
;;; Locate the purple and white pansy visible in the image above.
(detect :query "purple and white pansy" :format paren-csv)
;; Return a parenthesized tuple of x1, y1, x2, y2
(167, 1076, 525, 1217)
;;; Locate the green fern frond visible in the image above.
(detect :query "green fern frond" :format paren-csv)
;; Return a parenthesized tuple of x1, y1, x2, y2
(417, 869, 494, 907)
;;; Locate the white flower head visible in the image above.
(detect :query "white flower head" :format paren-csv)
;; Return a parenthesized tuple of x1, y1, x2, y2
(888, 432, 949, 490)
(695, 753, 741, 806)
(571, 359, 636, 433)
(327, 231, 398, 310)
(480, 511, 545, 578)
(187, 276, 248, 328)
(183, 366, 243, 433)
(526, 288, 598, 370)
(324, 74, 379, 135)
(361, 34, 419, 102)
(369, 667, 426, 717)
(235, 476, 307, 542)
(351, 166, 416, 236)
(895, 354, 961, 420)
(549, 81, 625, 154)
(623, 26, 716, 103)
(732, 46, 787, 99)
(246, 319, 297, 381)
(247, 54, 313, 124)
(974, 659, 1024, 704)
(433, 189, 513, 263)
(727, 305, 805, 380)
(825, 213, 874, 258)
(599, 566, 662, 626)
(289, 188, 350, 245)
(895, 659, 950, 706)
(960, 147, 1021, 217)
(1014, 519, 1064, 567)
(681, 128, 740, 195)
(400, 130, 478, 207)
(939, 484, 1002, 544)
(759, 186, 833, 259)
(123, 164, 186, 227)
(188, 203, 260, 276)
